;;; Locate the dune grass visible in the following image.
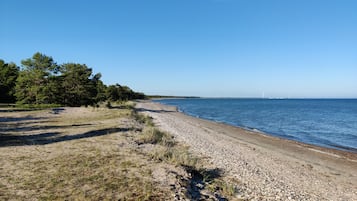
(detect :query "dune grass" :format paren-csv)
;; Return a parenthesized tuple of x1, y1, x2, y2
(0, 104, 169, 200)
(0, 102, 238, 200)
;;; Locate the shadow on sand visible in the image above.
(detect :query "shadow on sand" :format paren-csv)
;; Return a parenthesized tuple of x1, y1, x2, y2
(180, 166, 228, 201)
(0, 127, 131, 147)
(0, 107, 131, 147)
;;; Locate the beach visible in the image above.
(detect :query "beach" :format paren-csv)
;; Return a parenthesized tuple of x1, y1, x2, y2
(136, 101, 357, 200)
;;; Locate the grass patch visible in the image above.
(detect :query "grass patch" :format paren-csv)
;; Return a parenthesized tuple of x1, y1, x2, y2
(151, 146, 199, 168)
(133, 110, 198, 168)
(138, 127, 175, 147)
(57, 107, 131, 126)
(132, 112, 155, 127)
(14, 151, 163, 200)
(105, 101, 135, 110)
(0, 104, 170, 200)
(207, 179, 238, 197)
(0, 102, 238, 200)
(15, 103, 62, 109)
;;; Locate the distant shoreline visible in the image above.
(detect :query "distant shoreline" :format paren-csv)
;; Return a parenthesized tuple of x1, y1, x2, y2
(151, 97, 357, 100)
(148, 96, 200, 100)
(153, 98, 357, 153)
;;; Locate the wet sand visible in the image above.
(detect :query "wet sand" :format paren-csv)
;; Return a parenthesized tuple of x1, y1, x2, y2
(136, 101, 357, 200)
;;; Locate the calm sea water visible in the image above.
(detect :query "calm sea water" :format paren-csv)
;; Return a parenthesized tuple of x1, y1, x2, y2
(155, 98, 357, 152)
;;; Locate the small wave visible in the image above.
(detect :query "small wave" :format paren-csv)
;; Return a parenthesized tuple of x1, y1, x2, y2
(252, 128, 263, 133)
(241, 126, 264, 133)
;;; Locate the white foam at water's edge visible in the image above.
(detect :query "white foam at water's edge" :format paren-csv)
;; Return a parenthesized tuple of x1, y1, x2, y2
(252, 128, 263, 133)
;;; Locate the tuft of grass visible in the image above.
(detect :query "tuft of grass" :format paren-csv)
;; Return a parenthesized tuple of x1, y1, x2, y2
(132, 112, 155, 127)
(138, 127, 175, 147)
(207, 179, 238, 197)
(151, 146, 199, 168)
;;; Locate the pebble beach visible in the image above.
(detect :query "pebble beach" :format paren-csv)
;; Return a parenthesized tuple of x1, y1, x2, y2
(136, 101, 357, 200)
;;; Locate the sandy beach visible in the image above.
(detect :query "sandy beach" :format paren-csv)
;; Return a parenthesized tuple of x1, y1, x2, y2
(136, 101, 357, 200)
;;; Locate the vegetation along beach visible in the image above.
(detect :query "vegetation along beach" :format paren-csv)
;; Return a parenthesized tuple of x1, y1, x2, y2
(1, 0, 357, 200)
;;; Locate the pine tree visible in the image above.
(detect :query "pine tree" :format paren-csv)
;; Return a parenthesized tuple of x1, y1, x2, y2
(15, 52, 59, 104)
(0, 59, 19, 103)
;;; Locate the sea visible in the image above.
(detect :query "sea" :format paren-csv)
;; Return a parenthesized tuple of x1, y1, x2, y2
(155, 98, 357, 152)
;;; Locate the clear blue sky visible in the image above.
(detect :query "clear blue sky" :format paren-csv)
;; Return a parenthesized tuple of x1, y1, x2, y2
(1, 0, 356, 98)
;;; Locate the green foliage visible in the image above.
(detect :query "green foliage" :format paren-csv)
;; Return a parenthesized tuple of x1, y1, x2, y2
(15, 52, 60, 104)
(0, 59, 19, 103)
(94, 77, 107, 103)
(106, 84, 146, 102)
(60, 63, 98, 106)
(139, 127, 175, 147)
(21, 52, 59, 73)
(5, 52, 145, 106)
(15, 103, 62, 109)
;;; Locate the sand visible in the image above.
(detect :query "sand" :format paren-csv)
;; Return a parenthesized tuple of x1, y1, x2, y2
(136, 101, 357, 200)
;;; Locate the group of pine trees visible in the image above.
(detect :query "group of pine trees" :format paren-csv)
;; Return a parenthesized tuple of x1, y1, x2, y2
(0, 52, 145, 106)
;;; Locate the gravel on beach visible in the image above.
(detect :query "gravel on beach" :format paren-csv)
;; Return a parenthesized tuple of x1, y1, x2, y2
(136, 101, 357, 201)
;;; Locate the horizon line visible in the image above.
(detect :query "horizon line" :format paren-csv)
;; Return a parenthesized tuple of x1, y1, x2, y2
(149, 95, 357, 99)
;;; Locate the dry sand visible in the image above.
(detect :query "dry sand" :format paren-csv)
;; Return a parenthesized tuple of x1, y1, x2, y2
(136, 101, 357, 200)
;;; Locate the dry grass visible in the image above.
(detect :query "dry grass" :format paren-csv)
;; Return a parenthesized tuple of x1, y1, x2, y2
(150, 146, 198, 168)
(207, 179, 238, 198)
(131, 112, 155, 127)
(0, 104, 168, 200)
(2, 147, 161, 200)
(137, 126, 175, 147)
(0, 103, 238, 200)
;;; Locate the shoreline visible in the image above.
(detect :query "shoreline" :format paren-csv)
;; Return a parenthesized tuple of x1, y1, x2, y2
(157, 101, 357, 161)
(160, 100, 357, 160)
(148, 100, 357, 160)
(194, 113, 357, 160)
(155, 99, 357, 155)
(136, 100, 357, 200)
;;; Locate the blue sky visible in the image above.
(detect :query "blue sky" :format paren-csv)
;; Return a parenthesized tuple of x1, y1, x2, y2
(1, 0, 356, 98)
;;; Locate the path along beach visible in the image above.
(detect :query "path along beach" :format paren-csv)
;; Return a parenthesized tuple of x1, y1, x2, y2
(136, 101, 357, 200)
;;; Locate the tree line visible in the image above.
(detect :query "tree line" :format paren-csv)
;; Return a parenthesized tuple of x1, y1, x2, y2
(0, 52, 146, 106)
